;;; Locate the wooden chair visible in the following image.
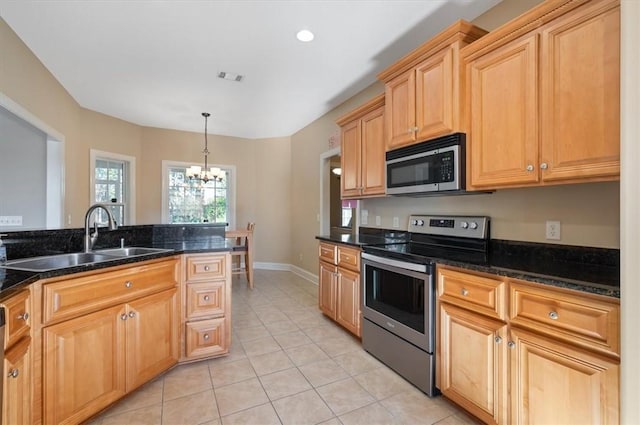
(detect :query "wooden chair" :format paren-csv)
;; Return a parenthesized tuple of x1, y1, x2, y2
(227, 222, 255, 289)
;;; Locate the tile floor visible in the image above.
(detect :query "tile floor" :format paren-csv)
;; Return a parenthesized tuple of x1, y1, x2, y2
(88, 270, 480, 425)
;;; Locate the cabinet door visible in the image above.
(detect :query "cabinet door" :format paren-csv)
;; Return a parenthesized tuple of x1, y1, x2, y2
(540, 0, 620, 182)
(440, 303, 507, 425)
(467, 33, 540, 188)
(126, 288, 179, 391)
(385, 69, 416, 150)
(340, 119, 362, 198)
(360, 106, 386, 196)
(3, 337, 31, 425)
(43, 304, 126, 425)
(416, 46, 455, 141)
(318, 261, 337, 319)
(510, 327, 619, 425)
(336, 268, 361, 337)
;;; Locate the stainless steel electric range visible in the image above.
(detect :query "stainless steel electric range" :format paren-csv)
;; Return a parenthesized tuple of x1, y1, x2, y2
(361, 214, 490, 397)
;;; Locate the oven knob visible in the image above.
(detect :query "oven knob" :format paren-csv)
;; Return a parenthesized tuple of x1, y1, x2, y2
(460, 221, 469, 229)
(469, 222, 478, 230)
(411, 219, 418, 226)
(417, 220, 424, 226)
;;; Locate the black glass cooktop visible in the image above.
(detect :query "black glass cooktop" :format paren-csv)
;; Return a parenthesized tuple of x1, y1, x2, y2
(364, 241, 489, 266)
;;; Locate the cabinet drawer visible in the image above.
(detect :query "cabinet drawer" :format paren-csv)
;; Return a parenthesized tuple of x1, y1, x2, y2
(186, 282, 226, 319)
(185, 255, 226, 282)
(319, 242, 337, 264)
(438, 267, 506, 320)
(185, 318, 228, 359)
(2, 289, 31, 349)
(43, 258, 179, 325)
(509, 280, 620, 356)
(337, 245, 360, 272)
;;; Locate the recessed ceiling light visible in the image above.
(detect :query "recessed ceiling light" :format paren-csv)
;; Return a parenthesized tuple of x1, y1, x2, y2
(218, 71, 243, 82)
(296, 29, 314, 42)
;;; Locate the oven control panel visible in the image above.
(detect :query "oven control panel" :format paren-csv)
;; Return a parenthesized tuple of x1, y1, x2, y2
(408, 215, 489, 239)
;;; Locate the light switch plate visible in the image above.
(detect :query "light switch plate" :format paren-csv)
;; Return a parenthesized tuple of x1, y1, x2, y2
(375, 216, 381, 226)
(393, 217, 399, 228)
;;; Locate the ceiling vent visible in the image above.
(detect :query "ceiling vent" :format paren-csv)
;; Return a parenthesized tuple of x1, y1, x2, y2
(218, 72, 243, 82)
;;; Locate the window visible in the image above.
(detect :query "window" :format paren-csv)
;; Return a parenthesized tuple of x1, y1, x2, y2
(163, 162, 235, 227)
(90, 150, 135, 226)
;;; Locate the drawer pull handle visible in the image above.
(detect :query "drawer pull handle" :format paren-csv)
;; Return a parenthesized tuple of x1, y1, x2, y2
(548, 311, 559, 320)
(203, 333, 210, 340)
(125, 281, 132, 288)
(17, 312, 29, 321)
(204, 266, 210, 271)
(461, 288, 469, 296)
(120, 313, 128, 321)
(204, 295, 210, 301)
(507, 341, 515, 349)
(495, 336, 502, 344)
(128, 311, 136, 318)
(7, 369, 19, 378)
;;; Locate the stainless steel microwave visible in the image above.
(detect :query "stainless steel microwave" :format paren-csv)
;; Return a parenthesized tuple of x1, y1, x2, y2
(386, 133, 465, 196)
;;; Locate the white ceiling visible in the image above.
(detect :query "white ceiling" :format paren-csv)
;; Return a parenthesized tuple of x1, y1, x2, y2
(0, 0, 501, 139)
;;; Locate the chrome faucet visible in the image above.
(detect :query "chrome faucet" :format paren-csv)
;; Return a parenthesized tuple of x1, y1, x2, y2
(84, 203, 118, 252)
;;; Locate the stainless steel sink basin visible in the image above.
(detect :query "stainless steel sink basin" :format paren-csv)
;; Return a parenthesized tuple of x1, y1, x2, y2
(1, 252, 118, 272)
(96, 247, 173, 257)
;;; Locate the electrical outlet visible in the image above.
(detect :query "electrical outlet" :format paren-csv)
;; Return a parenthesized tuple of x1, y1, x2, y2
(546, 220, 561, 240)
(375, 216, 381, 226)
(0, 216, 22, 226)
(361, 210, 368, 225)
(298, 253, 303, 261)
(393, 217, 399, 228)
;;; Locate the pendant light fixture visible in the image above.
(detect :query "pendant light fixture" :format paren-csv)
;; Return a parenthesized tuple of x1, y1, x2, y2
(186, 112, 223, 183)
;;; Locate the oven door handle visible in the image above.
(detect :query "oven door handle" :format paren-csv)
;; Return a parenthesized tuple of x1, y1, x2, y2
(362, 253, 429, 274)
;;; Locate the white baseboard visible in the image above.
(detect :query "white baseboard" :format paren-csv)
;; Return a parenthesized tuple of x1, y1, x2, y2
(254, 262, 318, 285)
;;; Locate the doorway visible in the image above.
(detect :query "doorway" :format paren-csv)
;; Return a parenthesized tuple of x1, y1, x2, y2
(319, 149, 358, 235)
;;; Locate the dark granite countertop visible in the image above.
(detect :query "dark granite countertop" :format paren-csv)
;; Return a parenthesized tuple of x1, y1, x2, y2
(0, 237, 235, 298)
(316, 231, 620, 299)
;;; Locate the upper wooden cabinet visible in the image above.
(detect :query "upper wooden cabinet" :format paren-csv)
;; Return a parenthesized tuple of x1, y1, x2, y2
(336, 94, 386, 199)
(378, 20, 487, 151)
(462, 0, 620, 190)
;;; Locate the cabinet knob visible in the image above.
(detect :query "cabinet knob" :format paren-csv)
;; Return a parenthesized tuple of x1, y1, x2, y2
(461, 288, 469, 296)
(120, 313, 128, 321)
(203, 333, 210, 341)
(7, 369, 19, 378)
(17, 312, 29, 321)
(125, 281, 132, 288)
(495, 336, 502, 344)
(128, 311, 136, 318)
(548, 311, 559, 320)
(507, 341, 515, 348)
(203, 295, 210, 301)
(204, 265, 210, 271)
(540, 162, 548, 170)
(526, 164, 534, 172)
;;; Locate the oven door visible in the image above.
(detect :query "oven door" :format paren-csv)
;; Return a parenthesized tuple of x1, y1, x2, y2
(361, 253, 435, 352)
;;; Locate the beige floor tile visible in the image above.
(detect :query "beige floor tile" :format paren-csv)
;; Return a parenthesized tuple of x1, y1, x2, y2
(257, 310, 290, 323)
(99, 377, 163, 417)
(214, 377, 269, 417)
(199, 420, 222, 425)
(241, 335, 282, 357)
(303, 324, 348, 342)
(298, 359, 349, 388)
(316, 335, 361, 358)
(434, 411, 484, 425)
(248, 350, 294, 376)
(318, 419, 343, 425)
(260, 368, 312, 400)
(338, 402, 401, 425)
(273, 330, 312, 349)
(285, 343, 330, 366)
(333, 350, 383, 376)
(99, 404, 162, 425)
(317, 377, 375, 416)
(353, 366, 413, 400)
(162, 389, 219, 425)
(381, 390, 457, 424)
(235, 324, 269, 342)
(210, 358, 257, 388)
(221, 402, 281, 425)
(163, 362, 212, 401)
(264, 319, 299, 335)
(272, 389, 334, 425)
(232, 313, 262, 329)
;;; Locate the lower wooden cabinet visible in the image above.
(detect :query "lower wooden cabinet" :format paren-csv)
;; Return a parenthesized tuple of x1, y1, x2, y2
(3, 336, 31, 425)
(335, 268, 361, 336)
(185, 317, 227, 358)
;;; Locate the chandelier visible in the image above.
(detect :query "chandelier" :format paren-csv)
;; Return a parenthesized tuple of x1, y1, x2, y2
(186, 112, 223, 183)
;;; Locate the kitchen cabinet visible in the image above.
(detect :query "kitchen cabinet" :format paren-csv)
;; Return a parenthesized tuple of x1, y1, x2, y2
(318, 242, 361, 337)
(182, 253, 231, 361)
(336, 94, 385, 199)
(462, 0, 620, 190)
(377, 20, 487, 151)
(40, 258, 180, 424)
(437, 265, 619, 424)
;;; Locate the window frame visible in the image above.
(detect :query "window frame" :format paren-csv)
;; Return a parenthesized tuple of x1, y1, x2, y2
(161, 160, 236, 229)
(90, 149, 136, 225)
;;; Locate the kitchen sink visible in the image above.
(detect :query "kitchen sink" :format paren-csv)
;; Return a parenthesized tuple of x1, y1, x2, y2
(1, 252, 118, 272)
(95, 247, 173, 257)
